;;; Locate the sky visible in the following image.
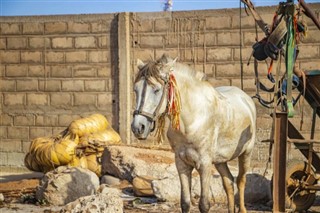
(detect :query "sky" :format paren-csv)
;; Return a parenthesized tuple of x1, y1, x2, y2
(0, 0, 319, 16)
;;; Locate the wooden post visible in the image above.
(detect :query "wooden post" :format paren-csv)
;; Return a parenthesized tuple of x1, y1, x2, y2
(273, 112, 288, 213)
(118, 12, 131, 144)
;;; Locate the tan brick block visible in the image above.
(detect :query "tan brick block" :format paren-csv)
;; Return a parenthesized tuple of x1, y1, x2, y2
(66, 51, 87, 63)
(0, 65, 4, 77)
(140, 35, 164, 48)
(0, 114, 13, 125)
(75, 36, 96, 48)
(29, 65, 45, 77)
(35, 115, 59, 126)
(97, 93, 113, 108)
(155, 49, 178, 60)
(133, 19, 153, 32)
(97, 66, 111, 77)
(39, 80, 61, 92)
(243, 32, 265, 46)
(7, 127, 29, 139)
(73, 65, 97, 77)
(217, 32, 240, 46)
(6, 64, 28, 77)
(206, 16, 231, 30)
(50, 93, 72, 106)
(231, 14, 256, 29)
(7, 37, 27, 49)
(30, 127, 52, 139)
(52, 37, 73, 49)
(300, 60, 320, 71)
(74, 93, 96, 106)
(51, 65, 72, 77)
(183, 49, 205, 62)
(216, 63, 241, 78)
(17, 79, 38, 91)
(155, 19, 171, 32)
(22, 141, 31, 152)
(205, 32, 216, 46)
(46, 51, 64, 63)
(298, 45, 319, 59)
(207, 48, 232, 61)
(233, 47, 253, 61)
(21, 51, 42, 63)
(85, 80, 106, 92)
(23, 22, 44, 34)
(1, 23, 21, 34)
(29, 37, 50, 49)
(7, 152, 25, 166)
(0, 152, 8, 165)
(4, 93, 25, 105)
(91, 20, 110, 33)
(45, 22, 67, 34)
(14, 114, 35, 126)
(27, 93, 48, 105)
(0, 127, 7, 139)
(0, 80, 15, 92)
(88, 51, 108, 63)
(0, 51, 20, 63)
(0, 140, 22, 152)
(97, 36, 110, 48)
(62, 80, 84, 91)
(0, 38, 6, 49)
(134, 49, 154, 61)
(68, 22, 90, 33)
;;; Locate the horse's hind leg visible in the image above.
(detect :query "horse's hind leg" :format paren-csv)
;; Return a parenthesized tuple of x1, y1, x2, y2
(176, 158, 193, 213)
(215, 163, 235, 213)
(237, 152, 251, 213)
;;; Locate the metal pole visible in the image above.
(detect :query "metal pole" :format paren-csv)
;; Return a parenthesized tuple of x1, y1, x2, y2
(273, 112, 288, 213)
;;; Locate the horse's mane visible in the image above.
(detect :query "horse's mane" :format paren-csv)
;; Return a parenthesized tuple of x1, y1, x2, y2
(135, 55, 206, 83)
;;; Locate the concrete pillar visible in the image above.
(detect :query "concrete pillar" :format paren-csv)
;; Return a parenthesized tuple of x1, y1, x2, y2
(118, 12, 131, 144)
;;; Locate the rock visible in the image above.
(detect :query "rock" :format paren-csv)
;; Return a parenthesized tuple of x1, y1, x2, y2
(62, 188, 123, 213)
(100, 174, 121, 186)
(101, 145, 177, 182)
(0, 193, 4, 202)
(132, 175, 155, 197)
(242, 173, 271, 204)
(36, 166, 99, 206)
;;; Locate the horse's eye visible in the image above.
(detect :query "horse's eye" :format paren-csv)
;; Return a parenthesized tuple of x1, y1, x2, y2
(154, 88, 160, 94)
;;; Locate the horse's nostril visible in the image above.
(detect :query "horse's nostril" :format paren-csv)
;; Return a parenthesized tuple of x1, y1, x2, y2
(139, 124, 145, 134)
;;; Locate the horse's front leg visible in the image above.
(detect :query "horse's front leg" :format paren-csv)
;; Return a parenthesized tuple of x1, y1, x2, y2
(176, 157, 193, 213)
(198, 163, 212, 213)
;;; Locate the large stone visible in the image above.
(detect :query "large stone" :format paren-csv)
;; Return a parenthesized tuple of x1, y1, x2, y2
(61, 187, 123, 213)
(36, 166, 99, 206)
(101, 145, 177, 182)
(101, 146, 271, 204)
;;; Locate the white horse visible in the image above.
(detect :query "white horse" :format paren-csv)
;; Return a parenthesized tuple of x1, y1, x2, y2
(131, 54, 256, 213)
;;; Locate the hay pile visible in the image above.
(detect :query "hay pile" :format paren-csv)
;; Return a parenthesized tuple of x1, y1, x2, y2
(24, 114, 121, 176)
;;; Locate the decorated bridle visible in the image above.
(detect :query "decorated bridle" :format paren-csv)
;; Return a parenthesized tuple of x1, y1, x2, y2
(133, 68, 181, 142)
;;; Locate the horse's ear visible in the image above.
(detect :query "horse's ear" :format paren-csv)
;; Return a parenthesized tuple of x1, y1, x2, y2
(165, 56, 178, 68)
(137, 59, 145, 69)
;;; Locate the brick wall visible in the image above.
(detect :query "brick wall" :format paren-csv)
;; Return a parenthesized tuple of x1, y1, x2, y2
(0, 14, 119, 167)
(1, 4, 320, 169)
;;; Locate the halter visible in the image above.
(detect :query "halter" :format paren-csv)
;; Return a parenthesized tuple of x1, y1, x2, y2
(133, 76, 168, 132)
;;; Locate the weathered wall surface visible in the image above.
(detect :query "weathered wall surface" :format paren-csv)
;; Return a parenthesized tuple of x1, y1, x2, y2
(1, 4, 320, 170)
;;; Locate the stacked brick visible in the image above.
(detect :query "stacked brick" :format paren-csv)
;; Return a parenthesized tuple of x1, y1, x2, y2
(0, 14, 118, 166)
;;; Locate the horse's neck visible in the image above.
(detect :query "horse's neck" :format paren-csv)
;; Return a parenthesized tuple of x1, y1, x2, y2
(172, 70, 220, 118)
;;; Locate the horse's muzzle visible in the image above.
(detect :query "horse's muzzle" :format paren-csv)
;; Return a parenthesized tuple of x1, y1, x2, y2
(131, 117, 153, 140)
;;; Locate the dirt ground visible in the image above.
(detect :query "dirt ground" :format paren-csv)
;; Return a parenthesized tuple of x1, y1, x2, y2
(0, 170, 320, 213)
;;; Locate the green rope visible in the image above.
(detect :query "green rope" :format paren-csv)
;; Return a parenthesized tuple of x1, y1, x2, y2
(285, 5, 296, 118)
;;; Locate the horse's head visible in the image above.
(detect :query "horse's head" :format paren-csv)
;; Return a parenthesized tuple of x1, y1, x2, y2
(131, 55, 177, 140)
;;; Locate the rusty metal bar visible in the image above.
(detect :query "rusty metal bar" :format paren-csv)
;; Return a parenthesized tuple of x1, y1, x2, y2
(273, 112, 288, 213)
